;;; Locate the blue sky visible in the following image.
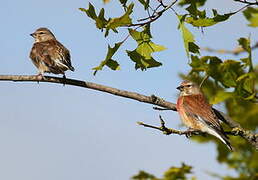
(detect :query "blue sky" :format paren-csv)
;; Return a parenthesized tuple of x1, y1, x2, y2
(0, 0, 257, 180)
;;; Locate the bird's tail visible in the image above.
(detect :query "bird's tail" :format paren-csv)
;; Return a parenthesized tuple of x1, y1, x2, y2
(209, 128, 233, 151)
(68, 65, 75, 71)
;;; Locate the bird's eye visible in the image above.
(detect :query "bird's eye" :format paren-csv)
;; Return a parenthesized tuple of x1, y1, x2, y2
(186, 85, 191, 87)
(39, 32, 44, 34)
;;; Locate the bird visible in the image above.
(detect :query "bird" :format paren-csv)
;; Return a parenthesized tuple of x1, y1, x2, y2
(29, 27, 74, 79)
(176, 80, 233, 150)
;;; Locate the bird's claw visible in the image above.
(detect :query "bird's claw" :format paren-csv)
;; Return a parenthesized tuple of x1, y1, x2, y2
(36, 74, 45, 83)
(184, 128, 196, 138)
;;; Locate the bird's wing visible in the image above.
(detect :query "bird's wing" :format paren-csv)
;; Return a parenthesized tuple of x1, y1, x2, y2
(30, 43, 55, 68)
(182, 94, 222, 131)
(48, 40, 74, 71)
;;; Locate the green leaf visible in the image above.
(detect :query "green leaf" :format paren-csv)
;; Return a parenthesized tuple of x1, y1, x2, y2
(96, 8, 108, 30)
(93, 42, 122, 75)
(163, 163, 193, 180)
(206, 56, 223, 80)
(219, 60, 243, 87)
(132, 163, 194, 180)
(119, 0, 128, 7)
(243, 7, 258, 27)
(189, 55, 207, 71)
(236, 72, 256, 99)
(106, 3, 134, 33)
(79, 3, 97, 20)
(238, 37, 253, 72)
(138, 0, 150, 10)
(127, 25, 166, 70)
(79, 3, 108, 31)
(126, 50, 162, 70)
(185, 10, 234, 27)
(189, 42, 200, 53)
(238, 37, 251, 52)
(210, 91, 235, 104)
(131, 170, 156, 180)
(178, 0, 207, 7)
(177, 15, 199, 57)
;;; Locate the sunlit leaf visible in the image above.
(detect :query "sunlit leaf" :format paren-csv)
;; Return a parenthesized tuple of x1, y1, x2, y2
(210, 91, 235, 104)
(126, 49, 162, 70)
(238, 37, 253, 72)
(131, 170, 156, 180)
(106, 3, 134, 32)
(163, 163, 193, 180)
(243, 7, 258, 27)
(185, 10, 234, 27)
(127, 25, 166, 70)
(177, 15, 199, 57)
(178, 0, 207, 7)
(132, 163, 194, 180)
(138, 0, 150, 10)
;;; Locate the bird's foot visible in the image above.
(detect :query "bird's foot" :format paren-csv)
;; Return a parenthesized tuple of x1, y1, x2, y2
(36, 74, 44, 83)
(184, 128, 196, 138)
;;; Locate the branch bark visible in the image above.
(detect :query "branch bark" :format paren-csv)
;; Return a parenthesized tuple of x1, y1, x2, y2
(0, 75, 257, 150)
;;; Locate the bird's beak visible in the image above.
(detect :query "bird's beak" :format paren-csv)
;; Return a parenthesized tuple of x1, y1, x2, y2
(176, 85, 183, 91)
(30, 33, 35, 37)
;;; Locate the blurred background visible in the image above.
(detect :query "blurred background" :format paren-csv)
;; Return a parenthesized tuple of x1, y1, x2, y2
(0, 0, 257, 179)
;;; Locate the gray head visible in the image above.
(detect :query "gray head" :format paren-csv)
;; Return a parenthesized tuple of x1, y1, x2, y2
(30, 27, 56, 42)
(176, 80, 201, 96)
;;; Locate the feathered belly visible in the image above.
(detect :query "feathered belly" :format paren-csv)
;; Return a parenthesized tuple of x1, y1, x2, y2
(178, 110, 202, 130)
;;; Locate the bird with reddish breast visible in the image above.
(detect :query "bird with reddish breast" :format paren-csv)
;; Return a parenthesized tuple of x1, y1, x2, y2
(176, 80, 233, 150)
(29, 27, 74, 79)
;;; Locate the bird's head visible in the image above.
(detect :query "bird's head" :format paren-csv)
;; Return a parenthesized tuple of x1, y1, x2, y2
(30, 28, 56, 42)
(176, 80, 201, 96)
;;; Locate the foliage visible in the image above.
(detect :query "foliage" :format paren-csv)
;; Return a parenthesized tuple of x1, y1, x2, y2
(127, 25, 166, 70)
(132, 163, 196, 180)
(243, 7, 258, 27)
(81, 0, 258, 179)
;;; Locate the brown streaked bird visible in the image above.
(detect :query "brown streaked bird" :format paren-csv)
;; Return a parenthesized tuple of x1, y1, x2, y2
(176, 80, 233, 150)
(29, 27, 74, 78)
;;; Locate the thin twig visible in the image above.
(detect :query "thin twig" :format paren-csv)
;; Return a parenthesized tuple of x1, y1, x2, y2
(199, 75, 209, 88)
(138, 115, 206, 136)
(128, 0, 178, 27)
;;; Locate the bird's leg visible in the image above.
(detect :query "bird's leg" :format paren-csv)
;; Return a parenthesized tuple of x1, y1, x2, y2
(62, 74, 66, 86)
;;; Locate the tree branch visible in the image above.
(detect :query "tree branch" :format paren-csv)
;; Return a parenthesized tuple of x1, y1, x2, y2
(0, 75, 177, 110)
(0, 74, 257, 150)
(201, 42, 258, 55)
(234, 0, 258, 5)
